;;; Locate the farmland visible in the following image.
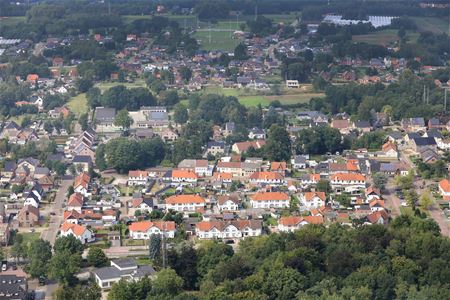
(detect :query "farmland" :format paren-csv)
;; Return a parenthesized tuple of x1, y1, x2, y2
(352, 29, 419, 46)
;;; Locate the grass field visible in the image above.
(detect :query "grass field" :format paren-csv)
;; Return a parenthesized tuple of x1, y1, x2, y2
(0, 16, 25, 26)
(352, 29, 419, 46)
(193, 30, 240, 51)
(20, 232, 40, 245)
(95, 79, 147, 92)
(262, 14, 297, 24)
(412, 17, 449, 34)
(67, 93, 88, 116)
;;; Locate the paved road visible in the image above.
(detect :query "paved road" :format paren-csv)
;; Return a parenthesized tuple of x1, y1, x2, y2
(104, 246, 149, 258)
(40, 179, 73, 245)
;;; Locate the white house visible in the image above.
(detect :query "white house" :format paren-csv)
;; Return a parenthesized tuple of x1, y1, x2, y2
(127, 170, 149, 186)
(300, 192, 326, 209)
(249, 171, 284, 185)
(196, 220, 262, 239)
(74, 173, 90, 197)
(60, 222, 94, 244)
(67, 192, 84, 212)
(278, 216, 324, 232)
(128, 221, 176, 239)
(248, 128, 266, 140)
(163, 170, 198, 185)
(165, 194, 205, 212)
(330, 173, 366, 192)
(217, 195, 239, 211)
(250, 192, 290, 209)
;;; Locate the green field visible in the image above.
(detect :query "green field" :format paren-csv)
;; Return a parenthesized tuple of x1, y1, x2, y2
(20, 232, 40, 245)
(412, 17, 449, 34)
(67, 93, 88, 116)
(95, 80, 147, 92)
(262, 14, 297, 24)
(0, 16, 25, 26)
(193, 30, 240, 51)
(352, 29, 419, 46)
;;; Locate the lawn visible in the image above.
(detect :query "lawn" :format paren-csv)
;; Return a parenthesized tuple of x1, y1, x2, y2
(263, 14, 297, 24)
(95, 79, 147, 92)
(352, 29, 419, 46)
(0, 16, 25, 26)
(412, 17, 449, 34)
(20, 232, 40, 245)
(193, 30, 240, 51)
(67, 93, 88, 116)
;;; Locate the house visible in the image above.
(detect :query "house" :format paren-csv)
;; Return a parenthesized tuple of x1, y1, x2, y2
(250, 191, 290, 209)
(72, 155, 92, 172)
(74, 172, 90, 196)
(381, 141, 399, 159)
(60, 222, 94, 244)
(331, 119, 351, 134)
(205, 141, 226, 157)
(49, 106, 70, 118)
(22, 186, 43, 208)
(1, 161, 16, 183)
(67, 193, 84, 212)
(92, 259, 156, 290)
(17, 158, 39, 175)
(232, 140, 266, 154)
(52, 57, 64, 67)
(128, 221, 176, 239)
(330, 173, 366, 192)
(419, 148, 439, 164)
(439, 179, 450, 201)
(286, 80, 299, 88)
(249, 171, 284, 185)
(0, 275, 28, 300)
(95, 107, 117, 132)
(127, 170, 148, 186)
(248, 128, 266, 139)
(292, 155, 307, 169)
(300, 173, 321, 186)
(369, 199, 385, 212)
(270, 162, 287, 175)
(217, 195, 239, 211)
(165, 194, 205, 212)
(402, 117, 426, 132)
(16, 205, 40, 227)
(300, 192, 326, 209)
(196, 220, 262, 239)
(365, 187, 382, 201)
(178, 159, 212, 177)
(163, 170, 198, 185)
(410, 137, 437, 153)
(428, 118, 445, 129)
(216, 162, 243, 177)
(352, 120, 371, 133)
(278, 216, 324, 232)
(379, 162, 409, 176)
(223, 122, 235, 136)
(365, 210, 389, 225)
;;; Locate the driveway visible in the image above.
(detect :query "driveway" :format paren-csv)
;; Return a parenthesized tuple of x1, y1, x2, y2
(40, 179, 73, 245)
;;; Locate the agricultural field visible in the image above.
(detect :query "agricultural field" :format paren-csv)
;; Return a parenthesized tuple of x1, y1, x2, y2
(95, 79, 147, 92)
(352, 29, 419, 46)
(412, 17, 449, 34)
(67, 93, 88, 116)
(0, 16, 26, 26)
(193, 30, 240, 51)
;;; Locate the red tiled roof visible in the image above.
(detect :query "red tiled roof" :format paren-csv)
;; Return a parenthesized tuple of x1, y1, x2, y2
(303, 192, 326, 202)
(249, 171, 284, 180)
(251, 191, 289, 201)
(128, 221, 175, 232)
(166, 194, 205, 204)
(68, 192, 84, 207)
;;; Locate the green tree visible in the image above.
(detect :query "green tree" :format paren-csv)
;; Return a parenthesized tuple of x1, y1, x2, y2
(27, 239, 52, 279)
(149, 235, 161, 262)
(151, 268, 184, 297)
(54, 235, 84, 255)
(317, 179, 332, 193)
(78, 113, 89, 131)
(87, 247, 108, 267)
(234, 43, 248, 60)
(173, 103, 188, 124)
(372, 173, 388, 191)
(419, 190, 434, 210)
(76, 78, 94, 93)
(54, 282, 101, 300)
(265, 124, 291, 162)
(179, 66, 192, 83)
(113, 109, 133, 131)
(48, 250, 81, 284)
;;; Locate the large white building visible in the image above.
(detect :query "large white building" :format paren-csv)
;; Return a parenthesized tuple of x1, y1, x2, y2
(250, 192, 290, 209)
(165, 194, 205, 212)
(196, 220, 262, 239)
(128, 221, 176, 239)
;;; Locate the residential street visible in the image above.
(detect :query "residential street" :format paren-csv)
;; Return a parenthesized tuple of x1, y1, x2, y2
(40, 179, 73, 245)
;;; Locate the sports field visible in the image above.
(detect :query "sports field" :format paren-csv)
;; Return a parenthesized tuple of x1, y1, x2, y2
(193, 30, 240, 51)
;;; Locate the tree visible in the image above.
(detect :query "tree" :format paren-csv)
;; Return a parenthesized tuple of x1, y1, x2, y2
(48, 250, 81, 284)
(336, 194, 351, 207)
(108, 277, 152, 300)
(149, 235, 161, 262)
(54, 282, 101, 300)
(372, 173, 388, 191)
(113, 109, 133, 131)
(54, 235, 84, 255)
(173, 104, 188, 124)
(76, 78, 94, 93)
(27, 239, 52, 279)
(265, 124, 291, 162)
(317, 179, 331, 193)
(234, 43, 248, 60)
(151, 268, 184, 297)
(78, 113, 88, 131)
(179, 66, 192, 83)
(405, 190, 419, 208)
(419, 190, 434, 210)
(161, 90, 179, 106)
(87, 247, 108, 267)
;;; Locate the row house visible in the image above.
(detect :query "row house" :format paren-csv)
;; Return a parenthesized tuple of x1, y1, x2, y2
(249, 171, 285, 185)
(163, 170, 198, 185)
(216, 162, 260, 177)
(127, 170, 149, 186)
(67, 192, 84, 212)
(278, 216, 324, 232)
(196, 220, 262, 239)
(165, 194, 205, 212)
(128, 221, 176, 239)
(330, 173, 366, 193)
(74, 172, 90, 196)
(177, 159, 212, 177)
(299, 173, 321, 186)
(250, 192, 290, 209)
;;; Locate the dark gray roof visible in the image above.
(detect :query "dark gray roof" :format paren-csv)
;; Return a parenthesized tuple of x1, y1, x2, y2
(388, 131, 403, 140)
(95, 107, 116, 122)
(92, 266, 122, 280)
(293, 155, 307, 164)
(413, 137, 436, 146)
(3, 161, 16, 172)
(113, 258, 137, 269)
(207, 141, 225, 149)
(72, 155, 92, 163)
(426, 128, 443, 139)
(250, 127, 265, 135)
(0, 275, 26, 300)
(354, 120, 371, 128)
(149, 111, 168, 121)
(47, 153, 65, 162)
